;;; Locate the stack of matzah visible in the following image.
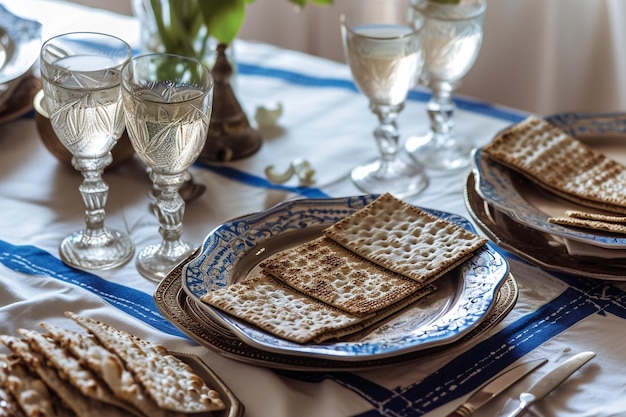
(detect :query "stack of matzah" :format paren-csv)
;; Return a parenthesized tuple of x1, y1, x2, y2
(483, 116, 626, 215)
(200, 193, 487, 344)
(0, 312, 225, 417)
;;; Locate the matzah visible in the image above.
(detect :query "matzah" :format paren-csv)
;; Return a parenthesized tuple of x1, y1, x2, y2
(0, 355, 28, 417)
(40, 323, 178, 417)
(482, 116, 626, 214)
(17, 328, 132, 414)
(311, 282, 436, 344)
(260, 236, 423, 316)
(548, 216, 626, 234)
(200, 273, 368, 343)
(200, 272, 436, 344)
(565, 210, 626, 223)
(0, 385, 24, 417)
(0, 335, 129, 417)
(67, 312, 225, 414)
(323, 193, 487, 283)
(0, 353, 66, 417)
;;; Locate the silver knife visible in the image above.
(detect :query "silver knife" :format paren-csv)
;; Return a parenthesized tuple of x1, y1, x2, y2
(445, 358, 547, 417)
(503, 351, 596, 417)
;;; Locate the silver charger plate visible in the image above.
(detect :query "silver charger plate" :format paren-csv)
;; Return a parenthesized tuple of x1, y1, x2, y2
(473, 112, 626, 249)
(155, 268, 518, 371)
(181, 195, 509, 361)
(154, 270, 519, 372)
(171, 352, 244, 417)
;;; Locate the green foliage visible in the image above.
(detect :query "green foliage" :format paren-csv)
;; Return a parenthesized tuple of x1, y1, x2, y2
(149, 0, 332, 59)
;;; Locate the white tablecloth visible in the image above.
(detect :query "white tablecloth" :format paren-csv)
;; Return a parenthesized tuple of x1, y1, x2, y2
(1, 2, 625, 417)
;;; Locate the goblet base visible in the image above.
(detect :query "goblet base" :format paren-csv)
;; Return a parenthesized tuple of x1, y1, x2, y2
(351, 157, 428, 199)
(59, 228, 134, 270)
(135, 241, 195, 282)
(405, 132, 474, 170)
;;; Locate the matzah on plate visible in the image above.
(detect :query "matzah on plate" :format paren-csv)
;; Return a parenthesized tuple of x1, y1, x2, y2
(200, 272, 436, 344)
(0, 315, 232, 417)
(482, 115, 626, 215)
(67, 312, 225, 414)
(324, 193, 487, 283)
(201, 193, 489, 345)
(548, 209, 626, 234)
(259, 236, 424, 317)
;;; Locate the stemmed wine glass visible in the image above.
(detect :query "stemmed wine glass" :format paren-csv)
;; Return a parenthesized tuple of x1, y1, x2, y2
(122, 54, 213, 282)
(405, 0, 486, 170)
(40, 32, 135, 270)
(341, 0, 428, 198)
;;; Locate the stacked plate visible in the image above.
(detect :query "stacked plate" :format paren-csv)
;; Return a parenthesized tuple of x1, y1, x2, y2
(156, 195, 517, 371)
(466, 112, 626, 280)
(0, 5, 41, 123)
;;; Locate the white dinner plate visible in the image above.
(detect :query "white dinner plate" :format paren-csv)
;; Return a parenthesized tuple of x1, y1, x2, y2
(181, 195, 509, 361)
(473, 112, 626, 250)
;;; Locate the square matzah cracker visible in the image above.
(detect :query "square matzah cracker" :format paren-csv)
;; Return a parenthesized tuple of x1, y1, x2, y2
(323, 193, 487, 283)
(259, 236, 423, 316)
(200, 273, 436, 344)
(482, 115, 626, 214)
(200, 273, 369, 344)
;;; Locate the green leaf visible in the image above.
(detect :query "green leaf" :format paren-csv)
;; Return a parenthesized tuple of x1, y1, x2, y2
(151, 0, 334, 53)
(197, 0, 247, 45)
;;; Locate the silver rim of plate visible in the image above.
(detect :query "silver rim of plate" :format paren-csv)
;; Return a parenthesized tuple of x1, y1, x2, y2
(155, 264, 518, 371)
(171, 352, 244, 417)
(181, 195, 509, 361)
(473, 112, 626, 249)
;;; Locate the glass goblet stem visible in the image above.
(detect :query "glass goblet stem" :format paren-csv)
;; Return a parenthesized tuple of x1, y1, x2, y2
(371, 103, 403, 166)
(136, 170, 193, 281)
(426, 82, 456, 139)
(61, 152, 134, 270)
(153, 171, 189, 249)
(74, 153, 112, 235)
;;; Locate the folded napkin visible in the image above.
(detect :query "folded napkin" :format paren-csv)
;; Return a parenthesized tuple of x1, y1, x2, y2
(482, 116, 626, 215)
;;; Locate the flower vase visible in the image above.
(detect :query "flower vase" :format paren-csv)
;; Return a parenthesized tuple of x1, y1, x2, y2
(201, 43, 262, 162)
(133, 0, 262, 162)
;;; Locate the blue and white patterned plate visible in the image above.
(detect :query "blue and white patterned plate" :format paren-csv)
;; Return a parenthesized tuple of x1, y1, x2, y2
(181, 195, 509, 361)
(0, 5, 41, 105)
(473, 112, 626, 249)
(0, 5, 41, 83)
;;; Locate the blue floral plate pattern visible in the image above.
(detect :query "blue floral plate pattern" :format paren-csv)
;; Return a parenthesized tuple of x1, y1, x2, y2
(181, 195, 509, 361)
(0, 5, 41, 88)
(473, 112, 626, 249)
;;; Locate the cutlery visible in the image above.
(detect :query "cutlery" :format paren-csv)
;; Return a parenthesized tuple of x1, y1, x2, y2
(503, 351, 595, 417)
(445, 358, 547, 417)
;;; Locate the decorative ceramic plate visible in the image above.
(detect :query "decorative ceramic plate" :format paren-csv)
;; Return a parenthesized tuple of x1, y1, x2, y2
(473, 112, 626, 249)
(181, 195, 509, 361)
(465, 173, 626, 280)
(0, 5, 41, 108)
(155, 262, 519, 370)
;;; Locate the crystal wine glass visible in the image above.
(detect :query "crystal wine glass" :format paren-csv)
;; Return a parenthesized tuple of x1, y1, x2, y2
(405, 0, 486, 170)
(122, 54, 213, 282)
(341, 0, 428, 198)
(40, 32, 135, 270)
